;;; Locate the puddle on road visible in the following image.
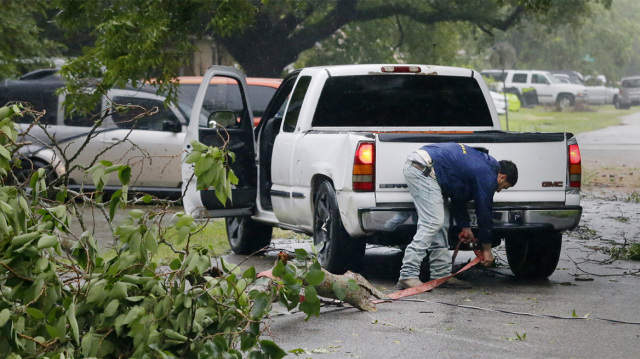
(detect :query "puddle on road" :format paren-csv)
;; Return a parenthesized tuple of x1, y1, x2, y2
(570, 197, 640, 245)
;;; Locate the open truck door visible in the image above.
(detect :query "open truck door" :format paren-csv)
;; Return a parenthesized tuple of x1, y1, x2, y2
(182, 66, 257, 217)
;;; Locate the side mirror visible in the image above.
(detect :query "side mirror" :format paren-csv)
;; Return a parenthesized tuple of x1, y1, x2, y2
(207, 110, 239, 128)
(162, 119, 182, 133)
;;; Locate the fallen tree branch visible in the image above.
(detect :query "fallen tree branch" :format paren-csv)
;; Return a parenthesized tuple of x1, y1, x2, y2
(258, 267, 389, 311)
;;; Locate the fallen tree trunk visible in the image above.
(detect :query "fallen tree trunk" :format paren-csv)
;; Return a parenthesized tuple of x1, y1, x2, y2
(313, 270, 390, 311)
(257, 267, 389, 311)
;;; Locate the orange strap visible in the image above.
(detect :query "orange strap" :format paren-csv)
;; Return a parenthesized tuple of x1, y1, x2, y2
(259, 246, 484, 305)
(385, 250, 483, 300)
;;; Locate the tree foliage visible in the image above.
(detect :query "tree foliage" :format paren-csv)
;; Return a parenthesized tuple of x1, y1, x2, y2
(0, 104, 329, 358)
(0, 0, 61, 79)
(1, 0, 617, 108)
(485, 0, 637, 83)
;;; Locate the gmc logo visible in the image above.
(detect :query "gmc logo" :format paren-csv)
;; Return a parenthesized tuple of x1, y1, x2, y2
(542, 181, 563, 187)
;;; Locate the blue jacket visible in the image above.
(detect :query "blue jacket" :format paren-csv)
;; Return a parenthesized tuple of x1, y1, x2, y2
(421, 142, 499, 244)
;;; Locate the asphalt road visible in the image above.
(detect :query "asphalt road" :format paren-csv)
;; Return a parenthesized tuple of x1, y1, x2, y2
(219, 112, 640, 358)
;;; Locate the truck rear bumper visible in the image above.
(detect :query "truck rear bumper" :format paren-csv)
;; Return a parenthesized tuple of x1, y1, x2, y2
(358, 205, 582, 233)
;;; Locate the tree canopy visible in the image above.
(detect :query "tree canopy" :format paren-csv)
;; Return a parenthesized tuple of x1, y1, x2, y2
(0, 0, 623, 104)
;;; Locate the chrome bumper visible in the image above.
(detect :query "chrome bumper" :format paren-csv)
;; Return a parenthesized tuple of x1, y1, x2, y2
(358, 206, 582, 233)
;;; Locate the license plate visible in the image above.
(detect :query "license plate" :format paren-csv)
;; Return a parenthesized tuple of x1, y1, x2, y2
(453, 211, 477, 227)
(469, 212, 478, 227)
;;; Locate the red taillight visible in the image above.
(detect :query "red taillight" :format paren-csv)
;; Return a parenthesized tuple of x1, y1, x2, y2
(353, 142, 375, 191)
(381, 66, 421, 73)
(568, 143, 581, 188)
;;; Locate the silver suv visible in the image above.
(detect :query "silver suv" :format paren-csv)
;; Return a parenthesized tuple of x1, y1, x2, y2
(617, 75, 640, 109)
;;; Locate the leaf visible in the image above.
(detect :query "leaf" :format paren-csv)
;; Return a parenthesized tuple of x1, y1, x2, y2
(242, 266, 256, 280)
(169, 258, 181, 270)
(0, 308, 11, 326)
(129, 209, 144, 219)
(144, 229, 158, 253)
(258, 340, 287, 359)
(190, 140, 210, 152)
(250, 293, 271, 319)
(37, 234, 59, 249)
(228, 169, 239, 185)
(272, 260, 285, 278)
(109, 190, 122, 220)
(110, 282, 128, 299)
(294, 248, 308, 261)
(26, 307, 46, 319)
(0, 145, 11, 160)
(175, 214, 194, 227)
(118, 165, 131, 185)
(304, 269, 325, 286)
(183, 150, 202, 164)
(67, 302, 80, 345)
(104, 299, 120, 317)
(331, 282, 347, 301)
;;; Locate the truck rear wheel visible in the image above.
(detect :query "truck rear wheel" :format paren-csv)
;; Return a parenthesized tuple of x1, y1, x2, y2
(313, 180, 365, 274)
(505, 231, 562, 279)
(225, 216, 272, 255)
(555, 94, 574, 111)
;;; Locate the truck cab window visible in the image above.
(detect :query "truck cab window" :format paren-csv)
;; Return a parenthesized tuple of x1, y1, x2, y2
(312, 75, 493, 127)
(532, 74, 549, 84)
(512, 73, 528, 83)
(283, 76, 312, 133)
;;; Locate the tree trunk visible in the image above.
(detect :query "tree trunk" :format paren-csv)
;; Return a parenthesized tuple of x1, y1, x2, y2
(313, 270, 389, 311)
(257, 268, 389, 311)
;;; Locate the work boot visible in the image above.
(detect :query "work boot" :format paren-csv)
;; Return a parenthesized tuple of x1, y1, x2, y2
(396, 278, 424, 290)
(440, 277, 472, 289)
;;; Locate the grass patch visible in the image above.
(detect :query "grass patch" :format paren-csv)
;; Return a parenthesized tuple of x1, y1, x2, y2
(157, 219, 231, 262)
(136, 220, 311, 264)
(499, 105, 632, 134)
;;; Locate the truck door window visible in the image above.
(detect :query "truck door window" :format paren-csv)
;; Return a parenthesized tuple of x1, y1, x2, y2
(111, 97, 179, 131)
(512, 73, 528, 83)
(283, 76, 311, 133)
(312, 75, 493, 127)
(532, 74, 549, 84)
(192, 77, 249, 128)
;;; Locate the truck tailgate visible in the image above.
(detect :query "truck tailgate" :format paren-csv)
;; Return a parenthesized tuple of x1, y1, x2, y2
(374, 132, 570, 204)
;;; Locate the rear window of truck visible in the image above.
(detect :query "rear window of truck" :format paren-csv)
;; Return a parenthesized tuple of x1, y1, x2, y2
(312, 75, 493, 127)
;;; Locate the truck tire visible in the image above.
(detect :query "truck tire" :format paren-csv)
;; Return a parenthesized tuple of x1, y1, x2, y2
(613, 95, 621, 109)
(555, 94, 574, 111)
(225, 216, 272, 255)
(313, 180, 365, 274)
(505, 231, 562, 279)
(615, 98, 630, 110)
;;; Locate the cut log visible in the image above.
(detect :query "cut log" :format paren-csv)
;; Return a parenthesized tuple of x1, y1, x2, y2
(257, 268, 389, 311)
(313, 270, 389, 311)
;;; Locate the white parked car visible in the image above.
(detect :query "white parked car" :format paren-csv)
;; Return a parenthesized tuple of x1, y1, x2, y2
(483, 69, 588, 110)
(0, 70, 280, 199)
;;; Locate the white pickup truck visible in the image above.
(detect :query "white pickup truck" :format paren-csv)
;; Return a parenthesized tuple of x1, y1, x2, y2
(484, 69, 588, 110)
(182, 65, 583, 279)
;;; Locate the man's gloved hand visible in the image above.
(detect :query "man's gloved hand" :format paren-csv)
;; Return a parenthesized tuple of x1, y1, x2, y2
(458, 227, 476, 244)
